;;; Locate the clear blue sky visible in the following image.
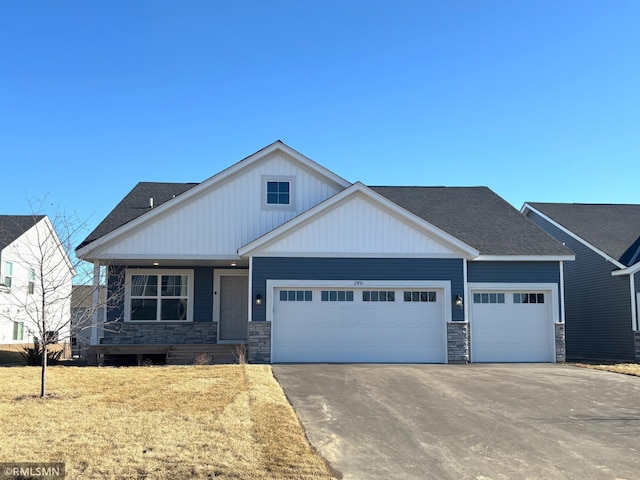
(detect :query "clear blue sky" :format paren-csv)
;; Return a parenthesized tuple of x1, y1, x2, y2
(2, 1, 639, 246)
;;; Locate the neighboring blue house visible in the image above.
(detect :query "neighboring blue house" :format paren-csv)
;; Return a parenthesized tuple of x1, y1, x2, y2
(523, 203, 640, 362)
(76, 141, 573, 364)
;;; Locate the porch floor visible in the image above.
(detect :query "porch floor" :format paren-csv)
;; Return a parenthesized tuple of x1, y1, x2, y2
(88, 343, 247, 365)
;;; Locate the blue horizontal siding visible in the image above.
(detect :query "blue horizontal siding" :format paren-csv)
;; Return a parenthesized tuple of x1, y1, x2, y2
(527, 210, 634, 361)
(252, 257, 465, 322)
(467, 261, 560, 284)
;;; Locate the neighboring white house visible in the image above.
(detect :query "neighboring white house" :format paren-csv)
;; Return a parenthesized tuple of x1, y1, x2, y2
(0, 215, 74, 345)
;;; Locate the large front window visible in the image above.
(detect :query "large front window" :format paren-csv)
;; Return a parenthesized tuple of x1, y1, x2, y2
(126, 270, 193, 321)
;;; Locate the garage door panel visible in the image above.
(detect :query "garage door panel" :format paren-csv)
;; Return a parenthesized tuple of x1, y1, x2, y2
(471, 290, 553, 363)
(472, 345, 551, 363)
(274, 344, 435, 363)
(273, 287, 446, 363)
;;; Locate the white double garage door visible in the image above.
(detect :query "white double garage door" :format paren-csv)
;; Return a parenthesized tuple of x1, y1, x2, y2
(270, 282, 557, 363)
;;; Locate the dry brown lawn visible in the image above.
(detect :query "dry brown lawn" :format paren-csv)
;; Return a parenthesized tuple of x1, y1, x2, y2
(573, 362, 640, 377)
(0, 366, 335, 480)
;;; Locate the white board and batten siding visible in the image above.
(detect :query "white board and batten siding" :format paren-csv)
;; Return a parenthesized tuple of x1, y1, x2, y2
(469, 283, 559, 363)
(259, 193, 459, 257)
(87, 152, 345, 259)
(0, 217, 72, 344)
(268, 280, 451, 363)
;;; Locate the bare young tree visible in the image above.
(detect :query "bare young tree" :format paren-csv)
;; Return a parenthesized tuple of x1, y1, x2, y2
(0, 199, 123, 397)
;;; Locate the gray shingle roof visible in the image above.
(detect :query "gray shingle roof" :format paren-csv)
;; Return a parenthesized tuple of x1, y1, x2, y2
(77, 181, 572, 257)
(527, 202, 640, 266)
(0, 215, 45, 251)
(77, 182, 198, 250)
(371, 187, 573, 256)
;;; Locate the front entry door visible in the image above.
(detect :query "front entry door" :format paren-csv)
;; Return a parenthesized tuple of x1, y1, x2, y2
(219, 275, 248, 341)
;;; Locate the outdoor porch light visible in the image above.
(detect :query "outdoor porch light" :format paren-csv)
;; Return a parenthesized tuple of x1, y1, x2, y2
(255, 294, 263, 306)
(455, 294, 464, 308)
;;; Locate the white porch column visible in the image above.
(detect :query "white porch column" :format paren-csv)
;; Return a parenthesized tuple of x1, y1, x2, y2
(90, 261, 100, 345)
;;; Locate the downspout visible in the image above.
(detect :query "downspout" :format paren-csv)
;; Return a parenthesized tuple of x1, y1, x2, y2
(630, 273, 637, 331)
(462, 257, 468, 323)
(248, 256, 253, 323)
(559, 261, 565, 324)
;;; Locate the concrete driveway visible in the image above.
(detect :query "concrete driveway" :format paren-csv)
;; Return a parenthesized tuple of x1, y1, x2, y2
(273, 364, 640, 480)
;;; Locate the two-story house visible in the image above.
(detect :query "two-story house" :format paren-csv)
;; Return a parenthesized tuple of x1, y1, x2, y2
(0, 215, 74, 345)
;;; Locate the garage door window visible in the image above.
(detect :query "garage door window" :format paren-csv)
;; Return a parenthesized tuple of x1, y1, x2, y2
(280, 290, 313, 301)
(404, 291, 437, 302)
(514, 293, 545, 304)
(321, 290, 354, 302)
(362, 291, 395, 302)
(473, 293, 505, 304)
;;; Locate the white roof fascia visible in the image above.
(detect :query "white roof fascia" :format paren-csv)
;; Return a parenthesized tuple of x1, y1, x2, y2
(248, 252, 463, 258)
(611, 262, 640, 276)
(77, 141, 352, 260)
(522, 203, 625, 269)
(238, 182, 480, 258)
(474, 255, 575, 262)
(89, 254, 241, 261)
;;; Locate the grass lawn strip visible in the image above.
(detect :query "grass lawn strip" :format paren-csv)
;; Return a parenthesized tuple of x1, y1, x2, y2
(0, 366, 334, 480)
(573, 363, 640, 377)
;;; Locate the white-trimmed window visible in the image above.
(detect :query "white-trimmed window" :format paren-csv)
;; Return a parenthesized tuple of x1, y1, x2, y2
(266, 181, 290, 205)
(125, 270, 193, 321)
(13, 321, 24, 341)
(262, 175, 295, 210)
(28, 268, 35, 295)
(4, 262, 12, 289)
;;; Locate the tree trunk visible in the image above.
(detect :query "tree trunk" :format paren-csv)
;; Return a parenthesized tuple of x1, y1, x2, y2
(41, 341, 47, 398)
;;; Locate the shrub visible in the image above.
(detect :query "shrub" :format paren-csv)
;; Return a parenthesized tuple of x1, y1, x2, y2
(194, 353, 212, 365)
(21, 343, 64, 366)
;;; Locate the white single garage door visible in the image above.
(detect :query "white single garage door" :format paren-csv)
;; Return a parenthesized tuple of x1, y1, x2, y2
(471, 290, 554, 362)
(272, 287, 446, 363)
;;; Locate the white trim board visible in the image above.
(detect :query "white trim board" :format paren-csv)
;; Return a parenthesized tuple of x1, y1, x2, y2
(474, 255, 574, 262)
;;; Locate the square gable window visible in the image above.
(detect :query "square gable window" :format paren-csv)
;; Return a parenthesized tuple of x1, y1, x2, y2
(266, 181, 290, 205)
(262, 176, 295, 210)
